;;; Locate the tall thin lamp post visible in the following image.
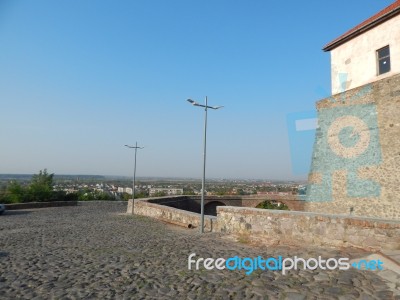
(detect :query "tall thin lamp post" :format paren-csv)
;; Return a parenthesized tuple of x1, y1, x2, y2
(187, 97, 223, 233)
(125, 142, 144, 214)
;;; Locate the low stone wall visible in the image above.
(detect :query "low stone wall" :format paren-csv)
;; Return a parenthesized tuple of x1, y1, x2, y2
(126, 195, 305, 216)
(5, 201, 78, 210)
(126, 196, 399, 251)
(129, 199, 217, 232)
(217, 206, 400, 251)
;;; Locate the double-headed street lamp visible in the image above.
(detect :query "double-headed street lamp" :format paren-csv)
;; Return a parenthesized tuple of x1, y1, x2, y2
(187, 97, 223, 233)
(125, 142, 144, 214)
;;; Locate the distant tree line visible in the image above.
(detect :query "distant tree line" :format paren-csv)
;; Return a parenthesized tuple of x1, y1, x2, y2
(76, 188, 115, 201)
(0, 169, 76, 204)
(256, 200, 289, 210)
(119, 191, 148, 200)
(0, 169, 116, 204)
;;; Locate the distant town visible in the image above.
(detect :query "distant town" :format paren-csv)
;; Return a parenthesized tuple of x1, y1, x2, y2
(0, 174, 307, 201)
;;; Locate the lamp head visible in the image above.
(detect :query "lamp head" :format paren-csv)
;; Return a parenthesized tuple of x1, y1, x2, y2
(187, 99, 200, 106)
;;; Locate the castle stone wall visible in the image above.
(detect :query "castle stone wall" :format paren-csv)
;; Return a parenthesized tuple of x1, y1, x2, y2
(305, 73, 400, 220)
(217, 206, 400, 251)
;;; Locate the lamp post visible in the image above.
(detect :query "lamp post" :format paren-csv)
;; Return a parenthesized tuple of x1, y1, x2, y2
(125, 142, 144, 214)
(187, 97, 223, 233)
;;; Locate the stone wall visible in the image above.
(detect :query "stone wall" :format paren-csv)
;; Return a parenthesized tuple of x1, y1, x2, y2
(127, 195, 305, 216)
(306, 73, 400, 220)
(217, 206, 400, 251)
(127, 196, 399, 251)
(129, 199, 217, 232)
(5, 201, 78, 210)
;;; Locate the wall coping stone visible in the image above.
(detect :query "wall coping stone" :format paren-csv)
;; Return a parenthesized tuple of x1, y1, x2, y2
(5, 201, 78, 210)
(137, 199, 204, 218)
(217, 206, 400, 225)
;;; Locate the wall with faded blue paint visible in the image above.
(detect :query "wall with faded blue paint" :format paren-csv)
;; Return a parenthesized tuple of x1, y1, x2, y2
(304, 73, 400, 220)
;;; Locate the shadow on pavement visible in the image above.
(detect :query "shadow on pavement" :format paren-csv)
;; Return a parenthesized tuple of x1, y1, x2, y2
(2, 210, 32, 216)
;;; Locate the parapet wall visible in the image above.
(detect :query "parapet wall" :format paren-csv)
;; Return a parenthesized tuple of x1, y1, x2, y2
(129, 199, 217, 232)
(127, 195, 305, 216)
(128, 196, 400, 252)
(217, 206, 400, 252)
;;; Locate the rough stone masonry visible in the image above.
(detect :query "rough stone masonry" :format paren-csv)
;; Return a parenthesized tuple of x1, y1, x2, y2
(305, 73, 400, 220)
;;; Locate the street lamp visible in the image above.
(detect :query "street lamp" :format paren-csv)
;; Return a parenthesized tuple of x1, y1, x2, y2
(187, 97, 223, 233)
(125, 142, 144, 214)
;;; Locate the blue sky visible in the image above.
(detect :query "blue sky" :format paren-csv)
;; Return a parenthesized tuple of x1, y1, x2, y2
(0, 0, 394, 180)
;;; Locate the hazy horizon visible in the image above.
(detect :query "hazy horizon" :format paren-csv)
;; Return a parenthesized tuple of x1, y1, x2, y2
(0, 172, 307, 183)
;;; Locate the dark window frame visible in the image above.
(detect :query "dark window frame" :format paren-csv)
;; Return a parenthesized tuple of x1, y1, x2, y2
(377, 45, 391, 75)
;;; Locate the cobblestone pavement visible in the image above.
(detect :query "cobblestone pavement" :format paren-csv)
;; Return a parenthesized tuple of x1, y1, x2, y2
(0, 202, 398, 300)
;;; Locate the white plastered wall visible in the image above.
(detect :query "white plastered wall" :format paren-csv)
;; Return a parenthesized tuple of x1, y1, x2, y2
(330, 14, 400, 94)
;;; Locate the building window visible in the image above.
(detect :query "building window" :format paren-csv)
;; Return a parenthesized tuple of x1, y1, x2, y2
(377, 46, 391, 75)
